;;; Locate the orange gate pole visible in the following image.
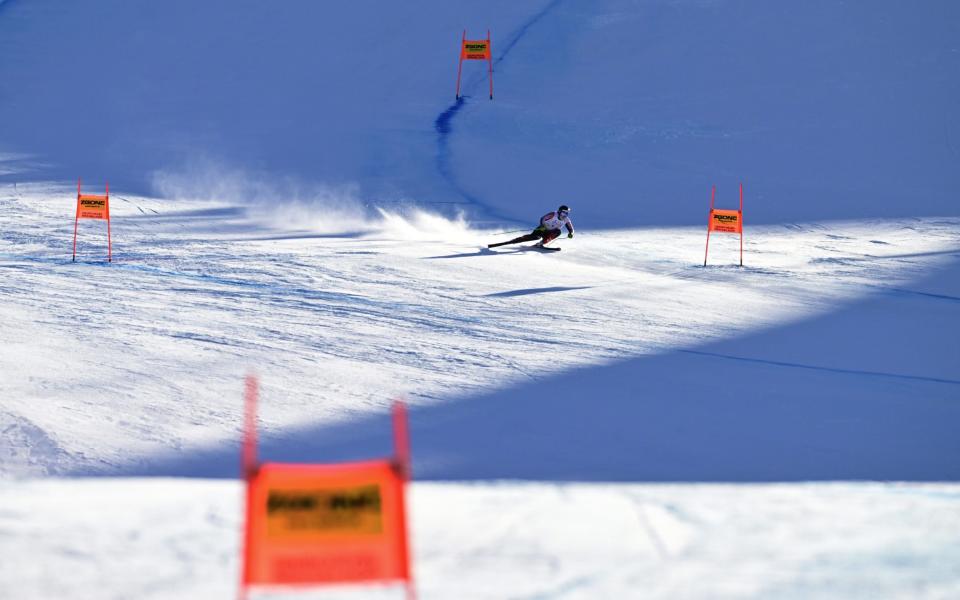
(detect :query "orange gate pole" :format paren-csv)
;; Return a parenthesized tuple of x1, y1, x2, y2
(393, 402, 416, 600)
(455, 30, 465, 99)
(72, 178, 81, 262)
(238, 375, 259, 600)
(487, 30, 493, 100)
(739, 182, 744, 267)
(106, 182, 112, 262)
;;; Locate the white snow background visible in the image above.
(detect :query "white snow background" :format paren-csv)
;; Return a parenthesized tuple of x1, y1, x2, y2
(1, 0, 959, 598)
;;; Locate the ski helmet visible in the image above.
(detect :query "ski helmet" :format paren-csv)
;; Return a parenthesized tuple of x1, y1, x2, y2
(558, 204, 570, 214)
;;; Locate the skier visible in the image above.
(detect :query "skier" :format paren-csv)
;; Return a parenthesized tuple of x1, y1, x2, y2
(488, 205, 574, 249)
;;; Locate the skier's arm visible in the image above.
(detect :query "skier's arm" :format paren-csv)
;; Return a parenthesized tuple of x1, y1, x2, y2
(565, 218, 574, 234)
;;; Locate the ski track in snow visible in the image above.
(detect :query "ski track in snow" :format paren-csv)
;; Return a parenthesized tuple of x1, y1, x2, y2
(1, 183, 959, 476)
(433, 0, 564, 222)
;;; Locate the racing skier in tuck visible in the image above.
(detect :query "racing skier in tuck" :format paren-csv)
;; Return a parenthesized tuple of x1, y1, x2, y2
(488, 205, 574, 250)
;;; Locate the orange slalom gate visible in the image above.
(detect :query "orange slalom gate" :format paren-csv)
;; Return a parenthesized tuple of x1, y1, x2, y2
(703, 183, 744, 267)
(239, 376, 415, 600)
(455, 29, 493, 100)
(72, 178, 111, 262)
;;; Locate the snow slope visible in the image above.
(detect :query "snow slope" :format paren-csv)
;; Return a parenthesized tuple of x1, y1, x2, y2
(1, 0, 959, 598)
(3, 479, 959, 600)
(2, 184, 957, 479)
(1, 184, 958, 598)
(1, 1, 957, 226)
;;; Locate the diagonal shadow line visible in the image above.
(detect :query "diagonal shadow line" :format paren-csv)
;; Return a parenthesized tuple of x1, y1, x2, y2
(679, 350, 960, 386)
(871, 249, 960, 260)
(62, 253, 960, 484)
(887, 288, 960, 303)
(83, 330, 960, 483)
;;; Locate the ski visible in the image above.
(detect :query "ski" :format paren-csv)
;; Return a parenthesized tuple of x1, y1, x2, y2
(487, 243, 561, 251)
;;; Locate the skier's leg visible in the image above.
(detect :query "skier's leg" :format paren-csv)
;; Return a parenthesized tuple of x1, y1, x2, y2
(489, 232, 541, 248)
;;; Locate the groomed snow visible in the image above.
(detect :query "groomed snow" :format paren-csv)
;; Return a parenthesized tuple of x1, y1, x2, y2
(2, 0, 959, 597)
(2, 184, 957, 478)
(2, 479, 959, 600)
(1, 185, 959, 598)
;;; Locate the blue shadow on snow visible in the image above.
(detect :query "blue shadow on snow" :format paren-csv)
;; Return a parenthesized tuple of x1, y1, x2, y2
(86, 259, 960, 483)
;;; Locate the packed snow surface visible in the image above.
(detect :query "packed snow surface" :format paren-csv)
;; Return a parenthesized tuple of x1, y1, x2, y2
(1, 184, 959, 598)
(2, 185, 957, 478)
(1, 0, 959, 598)
(2, 479, 960, 600)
